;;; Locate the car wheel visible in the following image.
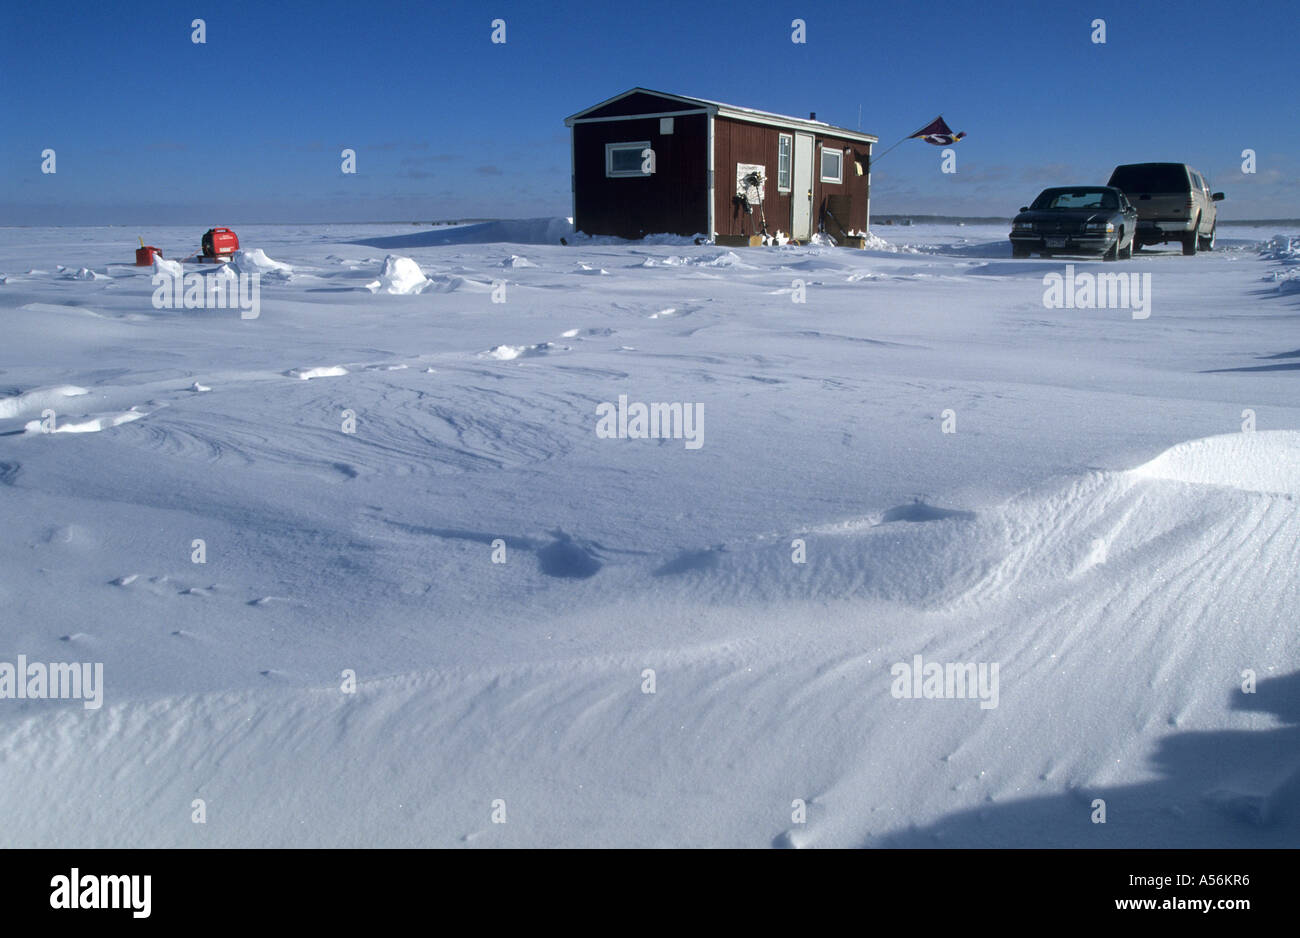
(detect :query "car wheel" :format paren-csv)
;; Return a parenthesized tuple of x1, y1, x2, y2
(1103, 239, 1118, 261)
(1198, 224, 1215, 252)
(1119, 230, 1132, 260)
(1183, 218, 1199, 255)
(1012, 245, 1030, 258)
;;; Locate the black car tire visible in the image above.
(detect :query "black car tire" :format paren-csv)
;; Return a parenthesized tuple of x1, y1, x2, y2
(1012, 244, 1031, 258)
(1119, 231, 1132, 260)
(1198, 224, 1215, 252)
(1103, 239, 1118, 261)
(1183, 218, 1199, 255)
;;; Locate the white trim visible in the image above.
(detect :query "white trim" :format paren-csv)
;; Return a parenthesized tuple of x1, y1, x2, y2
(715, 107, 877, 144)
(568, 108, 712, 126)
(865, 143, 872, 232)
(564, 87, 710, 123)
(605, 141, 652, 178)
(777, 133, 793, 193)
(706, 114, 715, 238)
(819, 145, 843, 184)
(569, 124, 576, 229)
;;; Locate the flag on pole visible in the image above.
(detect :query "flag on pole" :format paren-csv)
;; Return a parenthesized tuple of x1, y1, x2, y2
(909, 116, 966, 146)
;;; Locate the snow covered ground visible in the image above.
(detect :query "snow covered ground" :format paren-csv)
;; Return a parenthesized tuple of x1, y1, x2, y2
(1, 221, 1298, 847)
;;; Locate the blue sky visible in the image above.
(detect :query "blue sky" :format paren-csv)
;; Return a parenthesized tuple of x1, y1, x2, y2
(3, 0, 1297, 224)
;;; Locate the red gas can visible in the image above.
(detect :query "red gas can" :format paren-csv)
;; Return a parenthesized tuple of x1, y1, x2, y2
(135, 246, 162, 266)
(201, 227, 239, 258)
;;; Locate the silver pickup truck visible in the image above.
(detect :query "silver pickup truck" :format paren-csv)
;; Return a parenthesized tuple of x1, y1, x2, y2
(1106, 163, 1224, 255)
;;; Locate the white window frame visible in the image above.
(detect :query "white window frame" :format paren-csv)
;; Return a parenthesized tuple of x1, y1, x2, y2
(819, 145, 843, 184)
(605, 141, 652, 178)
(777, 133, 792, 193)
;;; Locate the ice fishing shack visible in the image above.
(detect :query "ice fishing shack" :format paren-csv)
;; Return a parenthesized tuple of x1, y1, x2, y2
(564, 88, 877, 245)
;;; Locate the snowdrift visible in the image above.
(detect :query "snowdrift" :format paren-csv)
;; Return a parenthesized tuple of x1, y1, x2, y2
(2, 432, 1296, 847)
(352, 217, 575, 249)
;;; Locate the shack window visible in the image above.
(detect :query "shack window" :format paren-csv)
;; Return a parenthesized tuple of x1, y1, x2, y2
(819, 146, 843, 184)
(777, 134, 792, 192)
(606, 141, 652, 178)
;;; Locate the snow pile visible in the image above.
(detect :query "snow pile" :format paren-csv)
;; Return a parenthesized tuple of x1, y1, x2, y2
(1260, 236, 1300, 292)
(660, 251, 753, 269)
(501, 255, 538, 268)
(153, 254, 183, 278)
(480, 342, 568, 360)
(61, 267, 107, 281)
(366, 255, 431, 294)
(286, 365, 349, 380)
(232, 248, 293, 279)
(1260, 235, 1299, 261)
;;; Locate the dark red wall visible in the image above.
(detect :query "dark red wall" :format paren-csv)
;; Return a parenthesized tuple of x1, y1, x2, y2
(573, 113, 709, 238)
(713, 117, 870, 239)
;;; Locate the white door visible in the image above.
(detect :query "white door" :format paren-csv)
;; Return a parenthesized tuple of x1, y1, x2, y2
(792, 133, 814, 240)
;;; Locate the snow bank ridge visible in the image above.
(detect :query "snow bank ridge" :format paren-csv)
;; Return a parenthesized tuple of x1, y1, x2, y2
(0, 385, 90, 420)
(1129, 431, 1300, 496)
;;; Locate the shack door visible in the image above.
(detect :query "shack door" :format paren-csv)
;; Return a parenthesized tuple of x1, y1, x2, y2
(792, 133, 815, 240)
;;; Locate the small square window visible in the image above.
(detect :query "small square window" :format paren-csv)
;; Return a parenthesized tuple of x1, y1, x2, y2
(819, 147, 843, 184)
(606, 141, 652, 178)
(660, 117, 674, 135)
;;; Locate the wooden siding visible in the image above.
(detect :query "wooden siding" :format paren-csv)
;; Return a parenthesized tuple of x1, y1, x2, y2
(712, 116, 869, 239)
(572, 113, 709, 238)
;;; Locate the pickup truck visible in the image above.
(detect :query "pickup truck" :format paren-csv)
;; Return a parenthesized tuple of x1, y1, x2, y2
(1106, 163, 1223, 255)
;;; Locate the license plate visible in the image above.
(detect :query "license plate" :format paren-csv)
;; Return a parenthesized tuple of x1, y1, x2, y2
(1046, 238, 1067, 248)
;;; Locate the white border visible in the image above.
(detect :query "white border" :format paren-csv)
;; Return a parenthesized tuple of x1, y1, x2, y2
(707, 115, 715, 238)
(819, 145, 843, 184)
(606, 141, 652, 178)
(777, 133, 793, 193)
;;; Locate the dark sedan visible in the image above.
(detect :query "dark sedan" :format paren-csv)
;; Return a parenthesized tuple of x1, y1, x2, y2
(1009, 186, 1138, 260)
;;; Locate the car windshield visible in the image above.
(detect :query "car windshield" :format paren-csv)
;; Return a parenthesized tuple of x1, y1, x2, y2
(1030, 189, 1118, 211)
(1108, 164, 1189, 193)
